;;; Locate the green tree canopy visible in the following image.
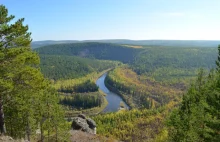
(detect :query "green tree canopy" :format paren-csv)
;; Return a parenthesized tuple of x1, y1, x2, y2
(0, 5, 68, 141)
(167, 50, 220, 141)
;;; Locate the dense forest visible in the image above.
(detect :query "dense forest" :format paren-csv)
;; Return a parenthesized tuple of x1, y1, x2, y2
(167, 69, 220, 141)
(60, 92, 103, 109)
(59, 80, 98, 93)
(35, 42, 141, 63)
(132, 46, 216, 82)
(92, 101, 176, 141)
(105, 67, 182, 108)
(39, 54, 119, 80)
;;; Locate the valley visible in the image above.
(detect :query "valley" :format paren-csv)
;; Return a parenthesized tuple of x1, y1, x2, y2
(32, 41, 219, 141)
(1, 2, 220, 141)
(35, 42, 217, 112)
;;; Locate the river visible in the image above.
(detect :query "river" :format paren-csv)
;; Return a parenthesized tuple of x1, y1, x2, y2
(96, 73, 129, 112)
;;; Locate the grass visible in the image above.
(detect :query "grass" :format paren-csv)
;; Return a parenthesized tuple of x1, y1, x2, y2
(122, 44, 143, 48)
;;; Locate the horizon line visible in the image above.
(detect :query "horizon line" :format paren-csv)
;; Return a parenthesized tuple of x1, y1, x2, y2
(32, 39, 220, 42)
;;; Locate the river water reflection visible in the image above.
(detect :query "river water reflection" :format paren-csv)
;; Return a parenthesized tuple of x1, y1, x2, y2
(96, 73, 129, 112)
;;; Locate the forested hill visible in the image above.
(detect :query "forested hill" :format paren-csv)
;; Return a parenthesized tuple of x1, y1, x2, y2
(84, 40, 220, 47)
(35, 42, 142, 63)
(36, 42, 218, 81)
(39, 55, 119, 80)
(32, 40, 220, 49)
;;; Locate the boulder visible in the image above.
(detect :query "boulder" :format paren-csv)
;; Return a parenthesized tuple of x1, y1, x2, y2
(71, 114, 96, 134)
(72, 117, 88, 130)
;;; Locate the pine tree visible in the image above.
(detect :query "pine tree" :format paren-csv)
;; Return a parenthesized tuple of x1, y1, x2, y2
(167, 48, 220, 141)
(0, 5, 68, 141)
(0, 4, 32, 134)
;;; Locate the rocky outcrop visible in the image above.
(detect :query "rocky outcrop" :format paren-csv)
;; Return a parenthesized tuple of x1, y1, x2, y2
(78, 114, 86, 119)
(71, 114, 96, 134)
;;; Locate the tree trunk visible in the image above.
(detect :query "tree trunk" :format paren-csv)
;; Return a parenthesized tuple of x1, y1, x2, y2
(26, 114, 31, 142)
(0, 97, 6, 135)
(40, 121, 44, 142)
(55, 125, 58, 142)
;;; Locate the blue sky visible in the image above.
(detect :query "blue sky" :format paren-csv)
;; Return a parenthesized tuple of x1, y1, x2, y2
(1, 0, 220, 41)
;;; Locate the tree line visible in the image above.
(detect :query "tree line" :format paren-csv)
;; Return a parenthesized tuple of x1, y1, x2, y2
(59, 80, 98, 93)
(60, 93, 102, 109)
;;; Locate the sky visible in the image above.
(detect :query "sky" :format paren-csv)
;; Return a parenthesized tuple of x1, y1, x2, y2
(1, 0, 220, 41)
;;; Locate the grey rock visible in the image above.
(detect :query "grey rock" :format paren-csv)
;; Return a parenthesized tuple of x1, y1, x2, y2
(78, 114, 86, 119)
(72, 117, 89, 130)
(72, 115, 97, 134)
(86, 118, 96, 129)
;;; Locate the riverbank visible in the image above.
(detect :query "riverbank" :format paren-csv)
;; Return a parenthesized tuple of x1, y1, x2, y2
(104, 78, 134, 109)
(96, 73, 130, 112)
(64, 69, 112, 117)
(91, 68, 113, 83)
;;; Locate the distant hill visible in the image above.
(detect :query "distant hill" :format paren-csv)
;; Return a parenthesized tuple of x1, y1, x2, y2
(35, 42, 142, 63)
(32, 40, 220, 48)
(84, 39, 220, 47)
(31, 40, 79, 48)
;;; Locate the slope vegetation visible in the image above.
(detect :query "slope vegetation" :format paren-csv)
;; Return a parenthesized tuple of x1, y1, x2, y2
(39, 54, 119, 80)
(35, 42, 142, 63)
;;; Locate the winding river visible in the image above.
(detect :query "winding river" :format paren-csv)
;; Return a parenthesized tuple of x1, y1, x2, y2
(96, 73, 129, 112)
